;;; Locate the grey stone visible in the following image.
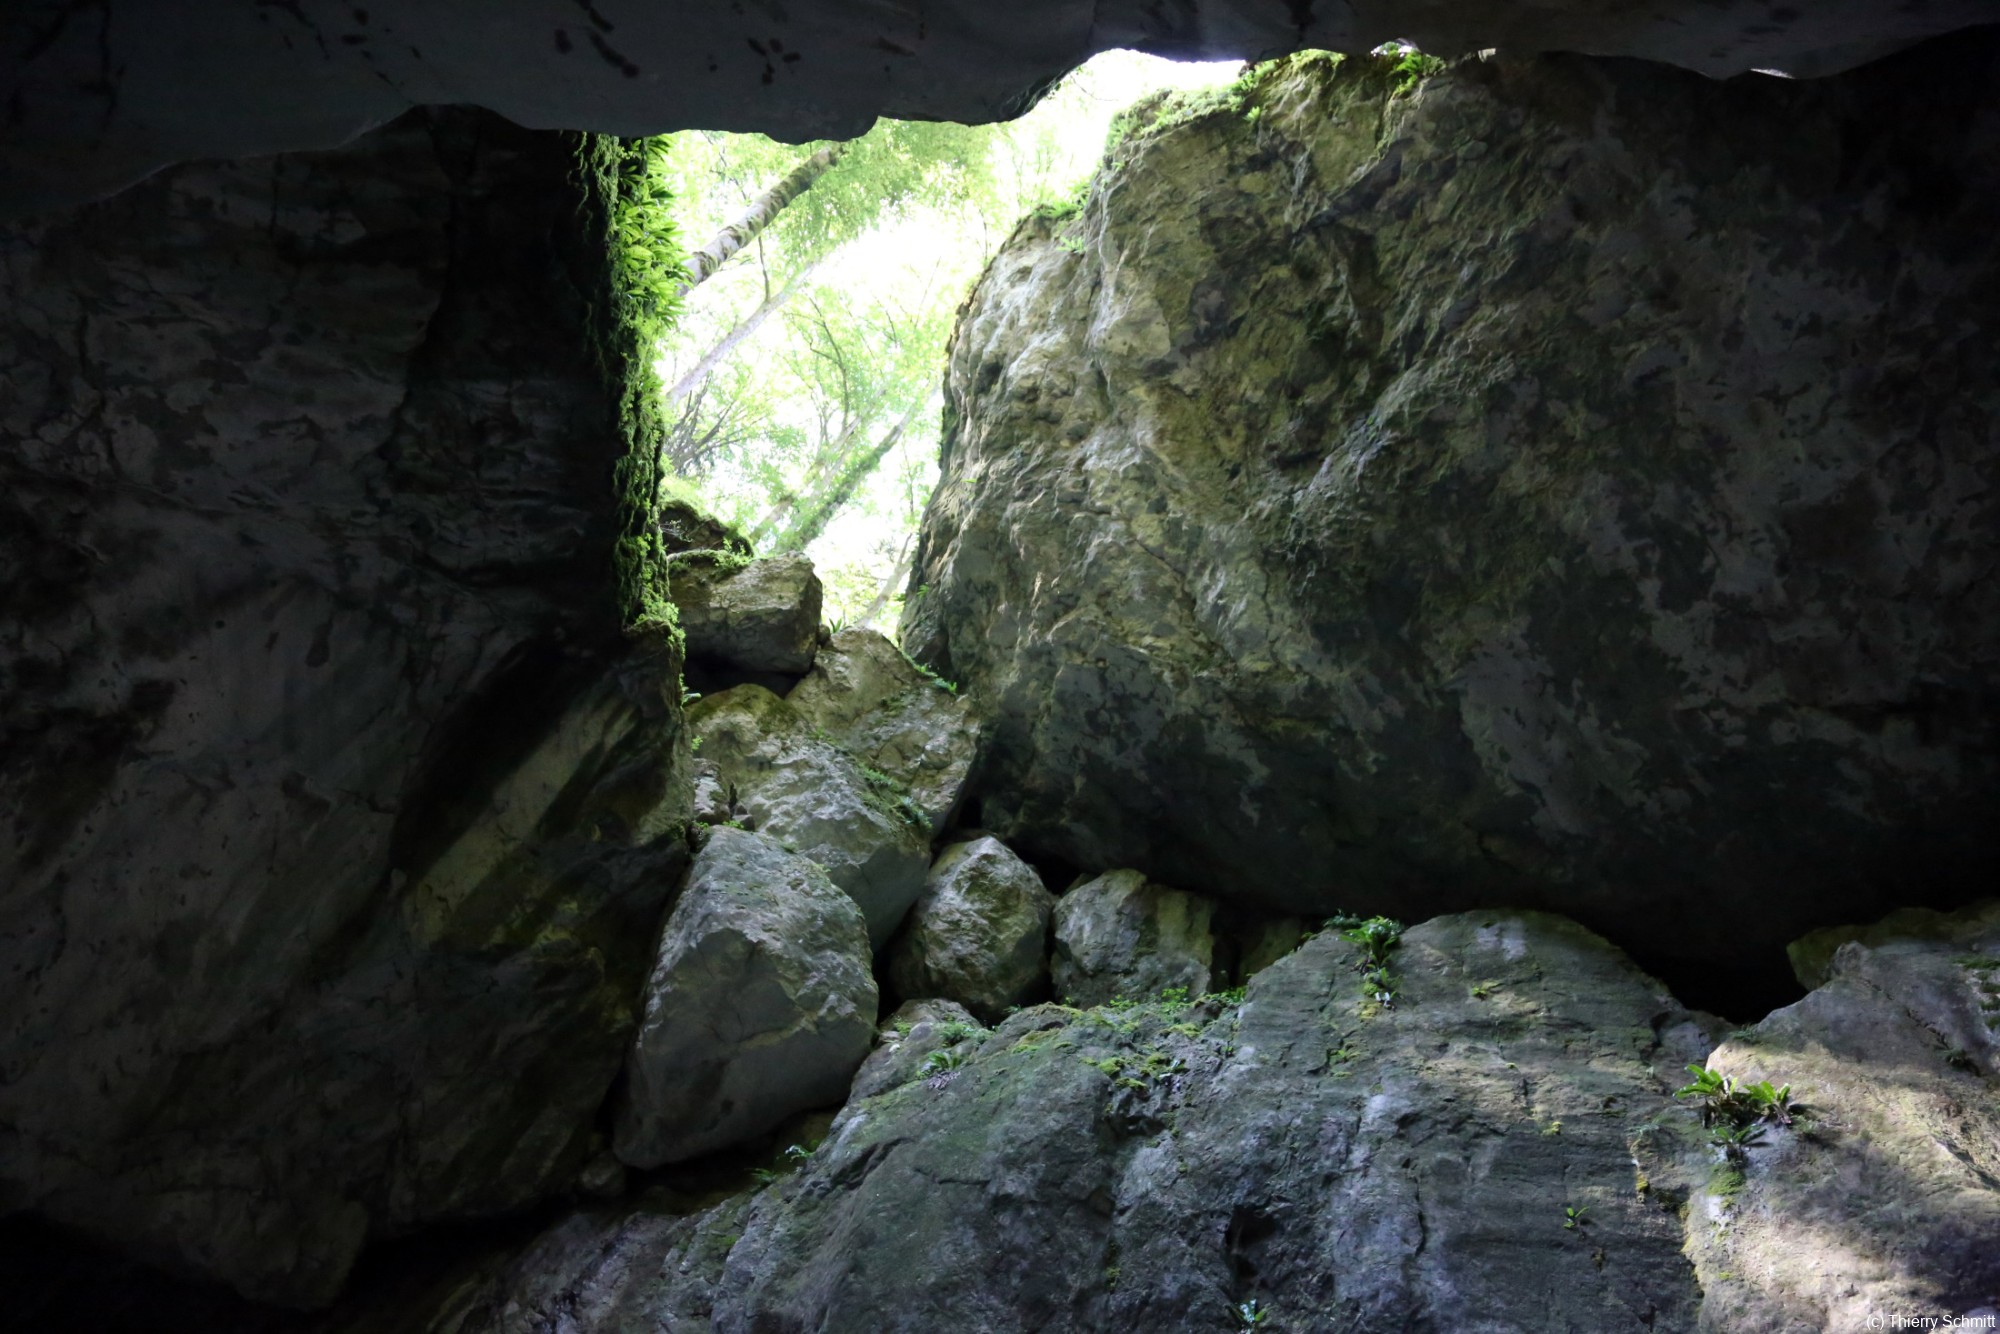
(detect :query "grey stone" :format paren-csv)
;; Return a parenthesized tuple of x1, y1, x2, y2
(303, 908, 2000, 1333)
(0, 110, 688, 1307)
(850, 999, 987, 1100)
(903, 47, 2000, 990)
(672, 553, 822, 676)
(709, 912, 1711, 1331)
(613, 828, 876, 1170)
(788, 628, 979, 834)
(889, 838, 1054, 1022)
(688, 685, 932, 948)
(8, 0, 1989, 218)
(1687, 902, 2000, 1329)
(1051, 870, 1214, 1007)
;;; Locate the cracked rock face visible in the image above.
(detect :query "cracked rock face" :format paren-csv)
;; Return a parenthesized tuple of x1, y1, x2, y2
(672, 553, 823, 677)
(5, 1, 1995, 218)
(349, 911, 1727, 1331)
(0, 109, 689, 1306)
(687, 684, 933, 948)
(902, 43, 2000, 992)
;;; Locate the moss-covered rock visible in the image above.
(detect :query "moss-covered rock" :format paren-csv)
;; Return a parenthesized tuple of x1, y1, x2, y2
(903, 44, 2000, 995)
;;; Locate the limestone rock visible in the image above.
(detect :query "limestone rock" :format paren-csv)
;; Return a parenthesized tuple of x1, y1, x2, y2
(659, 497, 751, 559)
(851, 999, 986, 1100)
(613, 828, 876, 1170)
(1687, 902, 2000, 1329)
(268, 909, 2000, 1332)
(9, 0, 1990, 219)
(788, 628, 979, 833)
(688, 685, 932, 947)
(1051, 870, 1214, 1007)
(0, 110, 688, 1306)
(904, 46, 2000, 994)
(889, 838, 1055, 1022)
(672, 553, 822, 677)
(648, 912, 1711, 1330)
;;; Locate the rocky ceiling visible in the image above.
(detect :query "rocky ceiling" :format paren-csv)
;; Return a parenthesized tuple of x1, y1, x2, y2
(4, 0, 1994, 217)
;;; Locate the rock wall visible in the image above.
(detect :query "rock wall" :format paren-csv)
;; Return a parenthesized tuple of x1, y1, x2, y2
(903, 41, 2000, 996)
(0, 109, 690, 1305)
(6, 2, 1995, 218)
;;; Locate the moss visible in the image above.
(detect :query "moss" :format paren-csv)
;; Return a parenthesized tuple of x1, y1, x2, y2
(581, 133, 689, 655)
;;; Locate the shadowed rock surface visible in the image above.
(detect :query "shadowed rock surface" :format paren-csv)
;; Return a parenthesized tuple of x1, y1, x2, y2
(337, 911, 1727, 1331)
(903, 43, 2000, 998)
(613, 828, 876, 1170)
(1053, 870, 1217, 1007)
(671, 552, 823, 676)
(0, 109, 690, 1305)
(7, 1, 1994, 217)
(1688, 901, 2000, 1328)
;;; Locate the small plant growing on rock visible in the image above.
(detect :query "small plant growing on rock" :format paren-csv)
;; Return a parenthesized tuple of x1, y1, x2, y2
(921, 1047, 967, 1090)
(1562, 1205, 1589, 1230)
(1676, 1063, 1811, 1177)
(937, 1020, 977, 1045)
(1237, 1298, 1270, 1327)
(1333, 914, 1405, 1013)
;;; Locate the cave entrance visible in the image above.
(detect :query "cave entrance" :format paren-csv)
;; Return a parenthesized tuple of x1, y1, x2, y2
(618, 50, 1238, 631)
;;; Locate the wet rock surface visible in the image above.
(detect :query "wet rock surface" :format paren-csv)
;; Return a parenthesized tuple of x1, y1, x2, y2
(0, 109, 689, 1305)
(903, 43, 2000, 994)
(613, 828, 876, 1170)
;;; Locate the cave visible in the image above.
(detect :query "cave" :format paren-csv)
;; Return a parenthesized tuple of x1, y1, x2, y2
(4, 4, 1999, 1330)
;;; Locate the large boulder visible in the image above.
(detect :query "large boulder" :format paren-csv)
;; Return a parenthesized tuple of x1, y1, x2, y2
(0, 110, 690, 1306)
(1051, 870, 1214, 1007)
(788, 628, 979, 834)
(889, 837, 1055, 1021)
(402, 912, 1720, 1331)
(672, 553, 822, 677)
(1687, 902, 2000, 1328)
(902, 45, 2000, 993)
(613, 828, 877, 1170)
(688, 685, 933, 947)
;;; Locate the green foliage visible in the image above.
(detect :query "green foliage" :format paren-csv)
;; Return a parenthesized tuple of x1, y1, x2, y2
(857, 763, 930, 832)
(937, 1020, 977, 1045)
(921, 1046, 968, 1090)
(1562, 1204, 1589, 1230)
(614, 137, 688, 343)
(1209, 985, 1248, 1006)
(1676, 1064, 1812, 1173)
(1237, 1298, 1270, 1328)
(1377, 43, 1447, 95)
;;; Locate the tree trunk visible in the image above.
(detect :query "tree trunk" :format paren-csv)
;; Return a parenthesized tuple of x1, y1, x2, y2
(770, 397, 928, 553)
(666, 261, 816, 403)
(678, 143, 850, 297)
(854, 529, 917, 630)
